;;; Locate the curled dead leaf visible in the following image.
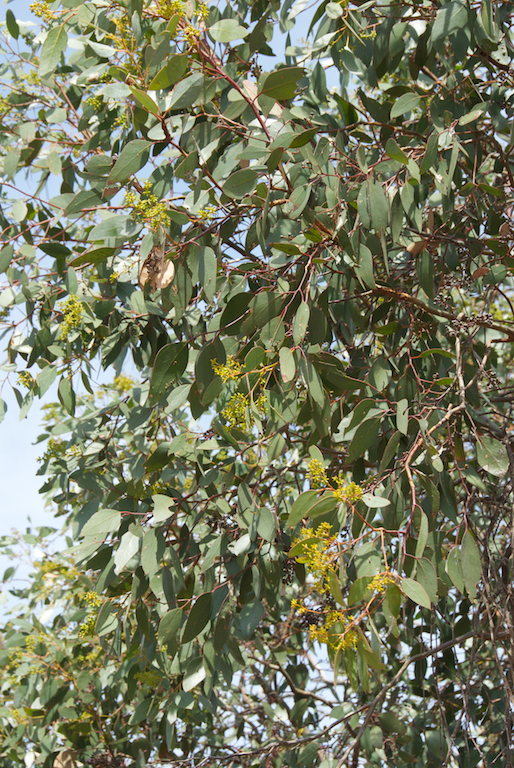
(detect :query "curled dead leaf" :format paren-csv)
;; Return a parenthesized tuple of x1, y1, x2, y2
(53, 750, 77, 768)
(472, 267, 490, 278)
(405, 240, 427, 256)
(139, 247, 175, 290)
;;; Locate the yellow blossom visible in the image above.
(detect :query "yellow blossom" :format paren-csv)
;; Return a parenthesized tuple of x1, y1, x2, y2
(58, 294, 83, 340)
(307, 458, 328, 488)
(368, 571, 395, 594)
(333, 479, 363, 504)
(212, 356, 242, 382)
(29, 1, 56, 21)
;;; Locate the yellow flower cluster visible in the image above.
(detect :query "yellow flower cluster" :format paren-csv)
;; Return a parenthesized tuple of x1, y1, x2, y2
(368, 571, 395, 594)
(29, 1, 56, 20)
(135, 668, 162, 687)
(17, 69, 41, 86)
(212, 356, 242, 382)
(79, 614, 96, 639)
(333, 479, 363, 504)
(183, 24, 201, 45)
(58, 294, 83, 340)
(35, 559, 79, 579)
(11, 709, 29, 724)
(222, 393, 250, 431)
(83, 591, 102, 608)
(292, 522, 336, 592)
(114, 374, 135, 392)
(158, 0, 186, 19)
(125, 183, 169, 230)
(337, 627, 360, 650)
(197, 204, 218, 221)
(195, 0, 209, 19)
(222, 391, 267, 431)
(38, 436, 66, 463)
(7, 633, 47, 670)
(17, 371, 33, 389)
(307, 458, 328, 488)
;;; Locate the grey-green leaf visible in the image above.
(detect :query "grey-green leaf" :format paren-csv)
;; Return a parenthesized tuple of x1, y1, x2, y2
(208, 19, 249, 42)
(476, 435, 508, 477)
(108, 140, 152, 184)
(39, 25, 68, 76)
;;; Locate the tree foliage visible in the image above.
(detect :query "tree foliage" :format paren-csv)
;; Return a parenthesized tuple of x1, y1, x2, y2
(1, 0, 514, 766)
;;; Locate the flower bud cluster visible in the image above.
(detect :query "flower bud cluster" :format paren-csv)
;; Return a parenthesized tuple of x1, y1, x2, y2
(368, 571, 395, 594)
(125, 183, 169, 230)
(58, 294, 83, 340)
(17, 371, 33, 389)
(212, 356, 242, 383)
(29, 1, 56, 20)
(333, 479, 363, 504)
(306, 458, 328, 488)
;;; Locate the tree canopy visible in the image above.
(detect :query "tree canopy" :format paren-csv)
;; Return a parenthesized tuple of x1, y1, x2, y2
(1, 0, 514, 766)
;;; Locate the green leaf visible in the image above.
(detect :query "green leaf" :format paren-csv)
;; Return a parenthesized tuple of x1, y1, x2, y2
(149, 54, 188, 90)
(260, 67, 304, 101)
(400, 577, 431, 609)
(446, 547, 464, 594)
(158, 608, 183, 646)
(144, 442, 171, 472)
(5, 10, 19, 39)
(476, 435, 508, 477)
(385, 138, 409, 164)
(130, 87, 159, 115)
(348, 576, 372, 604)
(461, 531, 481, 597)
(70, 247, 116, 267)
(141, 528, 164, 576)
(108, 140, 152, 184)
(396, 398, 409, 435)
(152, 494, 174, 523)
(58, 377, 75, 416)
(287, 491, 337, 527)
(378, 712, 407, 734)
(415, 512, 429, 558)
(279, 347, 296, 382)
(378, 430, 400, 474)
(390, 93, 421, 119)
(300, 358, 326, 408)
(149, 343, 188, 404)
(114, 531, 140, 574)
(168, 73, 204, 110)
(198, 247, 217, 303)
(208, 19, 249, 42)
(240, 600, 264, 639)
(327, 569, 345, 606)
(416, 558, 438, 604)
(182, 593, 212, 643)
(183, 656, 206, 692)
(293, 302, 310, 345)
(354, 244, 375, 289)
(39, 25, 68, 76)
(223, 169, 259, 198)
(361, 493, 390, 508)
(289, 128, 318, 148)
(81, 509, 121, 537)
(348, 418, 381, 463)
(89, 215, 142, 241)
(369, 183, 389, 230)
(0, 244, 13, 273)
(431, 1, 468, 42)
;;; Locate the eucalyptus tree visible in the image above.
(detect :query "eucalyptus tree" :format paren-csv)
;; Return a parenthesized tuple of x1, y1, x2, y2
(1, 0, 514, 767)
